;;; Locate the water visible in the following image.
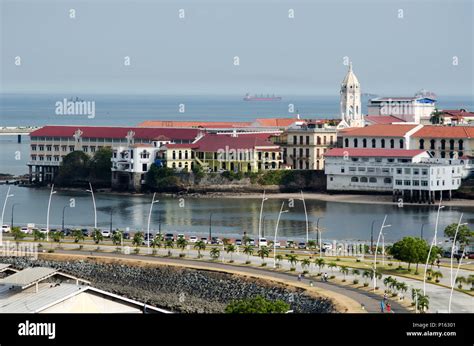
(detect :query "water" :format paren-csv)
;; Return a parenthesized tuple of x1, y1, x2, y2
(0, 185, 472, 243)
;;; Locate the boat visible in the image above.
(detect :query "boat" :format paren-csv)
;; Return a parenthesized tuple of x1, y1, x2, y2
(243, 93, 282, 101)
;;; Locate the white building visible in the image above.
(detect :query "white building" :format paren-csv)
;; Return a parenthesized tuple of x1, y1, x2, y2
(338, 63, 364, 129)
(324, 148, 463, 203)
(367, 96, 436, 124)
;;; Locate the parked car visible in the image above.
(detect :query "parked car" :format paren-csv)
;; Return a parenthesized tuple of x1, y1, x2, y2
(259, 238, 268, 247)
(467, 252, 474, 259)
(1, 225, 11, 233)
(274, 241, 281, 248)
(60, 228, 72, 236)
(200, 237, 208, 244)
(101, 229, 111, 238)
(249, 238, 255, 246)
(235, 239, 242, 246)
(322, 243, 333, 250)
(189, 236, 198, 243)
(20, 226, 30, 234)
(286, 240, 295, 248)
(81, 229, 90, 237)
(123, 232, 131, 240)
(39, 228, 48, 234)
(298, 242, 306, 249)
(211, 237, 222, 245)
(177, 233, 185, 240)
(164, 233, 174, 241)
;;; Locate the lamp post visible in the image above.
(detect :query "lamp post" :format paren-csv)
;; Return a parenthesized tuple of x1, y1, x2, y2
(258, 190, 268, 247)
(146, 192, 159, 254)
(109, 208, 114, 233)
(62, 204, 69, 231)
(86, 182, 97, 229)
(448, 213, 467, 312)
(1, 186, 14, 245)
(208, 213, 213, 242)
(46, 184, 56, 242)
(316, 217, 324, 258)
(370, 220, 378, 254)
(262, 215, 266, 238)
(423, 199, 444, 295)
(273, 201, 289, 268)
(299, 190, 309, 243)
(373, 215, 391, 291)
(11, 203, 19, 229)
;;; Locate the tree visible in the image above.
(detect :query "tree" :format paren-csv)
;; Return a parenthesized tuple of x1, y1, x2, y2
(339, 265, 349, 281)
(112, 230, 123, 246)
(194, 240, 206, 258)
(93, 229, 103, 244)
(275, 254, 283, 267)
(145, 164, 181, 191)
(177, 237, 188, 253)
(351, 269, 360, 277)
(133, 232, 144, 247)
(362, 270, 372, 284)
(33, 229, 45, 242)
(72, 229, 85, 243)
(315, 258, 325, 273)
(152, 235, 163, 250)
(456, 276, 467, 289)
(307, 240, 316, 251)
(11, 227, 25, 243)
(286, 254, 298, 270)
(418, 294, 430, 312)
(390, 237, 429, 272)
(210, 247, 220, 260)
(225, 244, 236, 261)
(444, 223, 473, 247)
(301, 258, 311, 272)
(243, 245, 254, 262)
(89, 147, 112, 183)
(225, 296, 290, 314)
(51, 230, 64, 243)
(257, 246, 270, 264)
(55, 151, 90, 186)
(468, 275, 474, 290)
(426, 268, 433, 280)
(328, 262, 337, 272)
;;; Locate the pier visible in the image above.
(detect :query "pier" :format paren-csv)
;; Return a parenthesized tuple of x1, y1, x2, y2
(0, 127, 39, 143)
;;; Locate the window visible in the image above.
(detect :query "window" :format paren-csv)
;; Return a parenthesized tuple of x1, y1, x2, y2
(381, 139, 385, 148)
(450, 139, 455, 150)
(459, 140, 464, 150)
(82, 146, 88, 152)
(318, 136, 322, 145)
(395, 180, 402, 186)
(404, 168, 411, 174)
(323, 136, 327, 145)
(371, 139, 376, 148)
(351, 177, 359, 182)
(404, 180, 411, 186)
(369, 177, 377, 183)
(306, 148, 309, 158)
(172, 151, 176, 159)
(353, 138, 358, 148)
(54, 145, 59, 151)
(46, 145, 52, 151)
(349, 167, 356, 172)
(362, 139, 367, 148)
(422, 169, 428, 175)
(396, 168, 402, 174)
(421, 180, 428, 186)
(39, 145, 44, 151)
(375, 158, 382, 163)
(367, 167, 375, 173)
(306, 136, 310, 145)
(344, 138, 349, 147)
(382, 168, 390, 173)
(387, 158, 394, 163)
(419, 139, 424, 149)
(413, 168, 419, 175)
(441, 151, 446, 158)
(430, 139, 436, 150)
(390, 139, 394, 148)
(340, 167, 345, 173)
(399, 139, 404, 149)
(300, 136, 303, 145)
(360, 177, 368, 183)
(142, 163, 147, 171)
(441, 139, 446, 150)
(384, 178, 392, 184)
(31, 145, 37, 151)
(90, 146, 96, 152)
(358, 167, 366, 172)
(293, 136, 297, 145)
(413, 180, 420, 186)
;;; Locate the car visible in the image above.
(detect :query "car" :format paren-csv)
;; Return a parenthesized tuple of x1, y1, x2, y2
(442, 250, 452, 258)
(177, 233, 185, 240)
(286, 240, 295, 248)
(189, 236, 198, 243)
(235, 239, 242, 246)
(298, 242, 306, 249)
(144, 233, 153, 240)
(39, 228, 48, 234)
(200, 237, 208, 244)
(467, 253, 474, 259)
(249, 238, 255, 246)
(274, 241, 281, 248)
(322, 243, 333, 250)
(259, 238, 268, 247)
(211, 237, 221, 245)
(101, 229, 111, 238)
(61, 228, 72, 236)
(81, 229, 90, 237)
(123, 232, 131, 240)
(21, 226, 30, 234)
(164, 233, 174, 241)
(1, 225, 11, 233)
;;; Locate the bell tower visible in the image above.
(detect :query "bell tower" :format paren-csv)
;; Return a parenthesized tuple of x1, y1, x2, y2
(340, 62, 363, 128)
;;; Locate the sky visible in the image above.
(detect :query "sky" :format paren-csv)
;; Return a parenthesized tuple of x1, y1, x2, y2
(1, 0, 473, 96)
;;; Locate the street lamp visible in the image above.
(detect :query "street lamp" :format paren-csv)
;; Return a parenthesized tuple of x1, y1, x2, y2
(109, 208, 114, 233)
(448, 213, 468, 312)
(370, 220, 378, 254)
(273, 201, 289, 268)
(208, 213, 213, 242)
(46, 184, 56, 242)
(316, 217, 324, 258)
(262, 215, 267, 238)
(86, 182, 97, 229)
(373, 215, 391, 291)
(299, 190, 309, 243)
(423, 199, 444, 295)
(1, 186, 14, 245)
(62, 204, 70, 231)
(11, 203, 19, 229)
(147, 192, 159, 254)
(258, 190, 268, 247)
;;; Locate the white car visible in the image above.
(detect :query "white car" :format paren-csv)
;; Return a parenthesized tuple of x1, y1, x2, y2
(189, 236, 198, 243)
(101, 230, 111, 238)
(21, 226, 30, 234)
(39, 228, 49, 234)
(1, 225, 11, 233)
(274, 241, 281, 248)
(259, 238, 268, 247)
(200, 237, 208, 244)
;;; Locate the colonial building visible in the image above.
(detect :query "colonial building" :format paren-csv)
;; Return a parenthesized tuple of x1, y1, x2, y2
(367, 96, 436, 124)
(433, 109, 474, 125)
(282, 121, 337, 170)
(338, 63, 364, 129)
(28, 126, 200, 183)
(324, 148, 464, 203)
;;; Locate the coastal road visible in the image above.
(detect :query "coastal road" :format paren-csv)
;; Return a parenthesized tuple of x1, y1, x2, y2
(53, 249, 409, 314)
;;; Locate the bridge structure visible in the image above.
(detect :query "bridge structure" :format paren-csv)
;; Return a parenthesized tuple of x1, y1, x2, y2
(0, 127, 40, 143)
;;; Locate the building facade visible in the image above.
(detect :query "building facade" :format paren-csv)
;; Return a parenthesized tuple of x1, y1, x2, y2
(367, 96, 436, 124)
(339, 63, 364, 128)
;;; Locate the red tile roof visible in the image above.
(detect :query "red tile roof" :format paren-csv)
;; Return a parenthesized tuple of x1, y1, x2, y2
(412, 126, 474, 139)
(340, 124, 419, 137)
(254, 118, 299, 127)
(365, 115, 405, 125)
(30, 126, 200, 141)
(325, 148, 427, 158)
(166, 134, 279, 152)
(137, 120, 252, 128)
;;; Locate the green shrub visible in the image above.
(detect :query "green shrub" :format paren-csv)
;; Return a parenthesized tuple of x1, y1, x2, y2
(353, 279, 359, 284)
(245, 260, 251, 264)
(363, 283, 369, 287)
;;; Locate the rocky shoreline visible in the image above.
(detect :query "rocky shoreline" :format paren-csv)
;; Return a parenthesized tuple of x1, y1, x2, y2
(0, 256, 336, 314)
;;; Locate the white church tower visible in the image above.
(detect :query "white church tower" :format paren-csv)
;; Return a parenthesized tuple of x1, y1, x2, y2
(339, 62, 364, 128)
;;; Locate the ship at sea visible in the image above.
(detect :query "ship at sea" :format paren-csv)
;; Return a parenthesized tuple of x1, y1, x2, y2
(243, 93, 282, 101)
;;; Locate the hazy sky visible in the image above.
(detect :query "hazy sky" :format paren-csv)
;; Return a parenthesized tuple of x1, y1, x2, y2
(1, 0, 473, 96)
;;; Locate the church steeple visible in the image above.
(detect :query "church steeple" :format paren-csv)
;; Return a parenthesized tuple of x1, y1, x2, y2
(340, 62, 363, 128)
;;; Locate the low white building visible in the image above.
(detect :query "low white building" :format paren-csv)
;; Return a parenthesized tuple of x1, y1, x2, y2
(368, 96, 436, 124)
(324, 148, 464, 203)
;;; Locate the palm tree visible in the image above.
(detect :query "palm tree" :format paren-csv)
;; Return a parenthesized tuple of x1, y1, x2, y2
(339, 265, 349, 281)
(111, 230, 122, 246)
(177, 237, 188, 254)
(275, 254, 283, 268)
(132, 232, 144, 247)
(243, 245, 254, 262)
(164, 239, 174, 256)
(210, 247, 220, 260)
(286, 254, 298, 270)
(328, 262, 337, 272)
(225, 244, 236, 261)
(426, 268, 433, 281)
(257, 246, 270, 265)
(383, 276, 395, 289)
(152, 234, 163, 249)
(315, 258, 325, 273)
(51, 230, 64, 244)
(432, 271, 443, 283)
(396, 282, 408, 296)
(307, 240, 316, 252)
(362, 270, 372, 284)
(93, 229, 103, 244)
(194, 240, 206, 258)
(418, 294, 430, 312)
(351, 268, 360, 277)
(456, 276, 467, 289)
(33, 229, 45, 242)
(301, 258, 311, 273)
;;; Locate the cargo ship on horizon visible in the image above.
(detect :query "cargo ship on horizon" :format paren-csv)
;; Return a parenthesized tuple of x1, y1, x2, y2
(243, 93, 282, 101)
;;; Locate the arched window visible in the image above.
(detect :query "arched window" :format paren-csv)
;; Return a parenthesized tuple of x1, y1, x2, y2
(360, 177, 368, 183)
(430, 139, 436, 150)
(381, 139, 385, 148)
(441, 139, 446, 150)
(369, 177, 377, 183)
(449, 151, 454, 159)
(441, 151, 446, 158)
(399, 139, 404, 149)
(354, 138, 358, 148)
(317, 136, 321, 145)
(459, 151, 464, 157)
(344, 138, 349, 147)
(351, 177, 359, 182)
(459, 140, 464, 150)
(449, 139, 455, 150)
(419, 139, 424, 149)
(172, 151, 176, 159)
(371, 139, 376, 148)
(178, 151, 182, 159)
(390, 139, 395, 148)
(362, 139, 367, 148)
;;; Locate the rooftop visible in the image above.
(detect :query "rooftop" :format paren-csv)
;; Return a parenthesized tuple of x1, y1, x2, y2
(412, 126, 474, 139)
(325, 148, 427, 158)
(0, 267, 58, 289)
(364, 115, 406, 125)
(340, 124, 419, 137)
(137, 120, 252, 128)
